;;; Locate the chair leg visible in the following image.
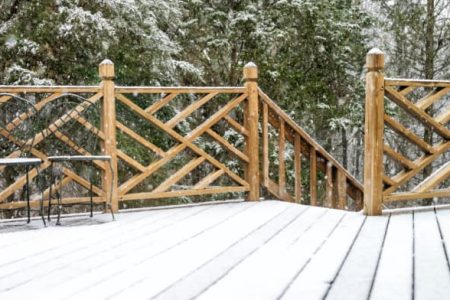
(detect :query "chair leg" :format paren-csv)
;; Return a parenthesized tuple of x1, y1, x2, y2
(56, 173, 62, 226)
(26, 165, 30, 224)
(40, 189, 46, 227)
(89, 166, 93, 218)
(48, 162, 54, 222)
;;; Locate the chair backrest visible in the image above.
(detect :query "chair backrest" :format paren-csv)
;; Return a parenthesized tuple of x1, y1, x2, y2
(39, 93, 102, 158)
(0, 93, 39, 158)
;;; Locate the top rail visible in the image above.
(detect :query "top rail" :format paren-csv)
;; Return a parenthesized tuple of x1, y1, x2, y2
(0, 85, 101, 93)
(115, 86, 246, 94)
(385, 78, 450, 87)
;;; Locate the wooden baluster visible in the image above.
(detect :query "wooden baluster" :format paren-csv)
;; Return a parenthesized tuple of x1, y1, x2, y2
(337, 170, 347, 209)
(262, 102, 269, 188)
(364, 48, 385, 216)
(294, 134, 302, 203)
(99, 59, 119, 212)
(278, 117, 286, 198)
(243, 62, 260, 201)
(310, 147, 317, 206)
(326, 161, 333, 208)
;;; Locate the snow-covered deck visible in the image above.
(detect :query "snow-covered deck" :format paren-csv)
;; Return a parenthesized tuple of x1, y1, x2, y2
(1, 200, 449, 299)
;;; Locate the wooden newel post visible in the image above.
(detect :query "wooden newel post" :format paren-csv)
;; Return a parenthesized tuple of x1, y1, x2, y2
(364, 49, 385, 216)
(244, 62, 260, 201)
(99, 59, 119, 212)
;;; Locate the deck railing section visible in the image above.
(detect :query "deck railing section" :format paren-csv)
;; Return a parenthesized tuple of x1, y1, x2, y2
(0, 85, 106, 211)
(364, 49, 450, 215)
(258, 89, 364, 210)
(0, 60, 364, 216)
(113, 86, 252, 204)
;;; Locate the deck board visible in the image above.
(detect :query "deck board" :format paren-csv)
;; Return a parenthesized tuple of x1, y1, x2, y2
(196, 209, 345, 300)
(280, 212, 366, 300)
(370, 213, 413, 300)
(0, 200, 449, 300)
(414, 210, 450, 299)
(153, 205, 310, 300)
(326, 215, 389, 300)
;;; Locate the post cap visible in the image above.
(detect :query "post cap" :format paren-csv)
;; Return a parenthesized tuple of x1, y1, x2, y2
(243, 62, 258, 81)
(366, 48, 385, 71)
(99, 59, 115, 80)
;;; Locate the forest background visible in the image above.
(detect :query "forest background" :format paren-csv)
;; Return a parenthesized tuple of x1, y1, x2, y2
(1, 0, 450, 205)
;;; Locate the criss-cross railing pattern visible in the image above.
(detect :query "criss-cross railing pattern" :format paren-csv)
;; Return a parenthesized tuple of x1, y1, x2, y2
(0, 60, 365, 218)
(114, 87, 251, 203)
(382, 79, 450, 202)
(364, 49, 450, 215)
(0, 86, 109, 211)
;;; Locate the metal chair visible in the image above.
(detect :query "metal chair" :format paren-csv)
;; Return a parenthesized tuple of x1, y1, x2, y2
(0, 93, 45, 224)
(40, 94, 114, 225)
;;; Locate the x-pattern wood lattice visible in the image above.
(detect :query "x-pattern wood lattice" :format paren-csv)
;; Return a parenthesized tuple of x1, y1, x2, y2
(0, 89, 107, 210)
(114, 89, 250, 202)
(382, 80, 450, 202)
(0, 60, 366, 216)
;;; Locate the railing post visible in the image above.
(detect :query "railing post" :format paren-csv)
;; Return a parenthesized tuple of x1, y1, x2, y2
(243, 62, 260, 201)
(364, 49, 385, 216)
(99, 59, 118, 212)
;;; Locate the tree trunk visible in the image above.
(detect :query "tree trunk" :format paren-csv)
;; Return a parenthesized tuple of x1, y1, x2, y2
(423, 0, 435, 205)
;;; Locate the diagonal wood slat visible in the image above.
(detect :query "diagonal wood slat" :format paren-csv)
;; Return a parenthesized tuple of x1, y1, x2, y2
(416, 87, 450, 110)
(74, 116, 105, 140)
(165, 93, 218, 129)
(42, 176, 72, 201)
(384, 114, 434, 154)
(33, 93, 103, 146)
(385, 87, 450, 139)
(223, 115, 248, 136)
(0, 94, 16, 103)
(62, 168, 104, 196)
(152, 157, 206, 193)
(412, 160, 450, 193)
(193, 169, 225, 190)
(206, 129, 248, 162)
(0, 160, 50, 203)
(116, 150, 146, 172)
(116, 93, 248, 195)
(116, 121, 166, 157)
(53, 131, 106, 170)
(384, 140, 450, 195)
(383, 144, 417, 170)
(398, 86, 417, 96)
(383, 175, 397, 187)
(144, 93, 179, 114)
(435, 106, 450, 124)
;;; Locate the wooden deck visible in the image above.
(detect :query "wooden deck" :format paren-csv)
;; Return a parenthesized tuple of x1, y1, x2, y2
(0, 200, 449, 299)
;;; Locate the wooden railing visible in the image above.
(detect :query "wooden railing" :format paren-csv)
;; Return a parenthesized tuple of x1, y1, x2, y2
(0, 85, 107, 212)
(258, 90, 363, 210)
(364, 49, 450, 215)
(0, 60, 364, 216)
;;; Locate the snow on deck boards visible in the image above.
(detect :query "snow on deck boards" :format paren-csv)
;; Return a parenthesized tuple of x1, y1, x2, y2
(0, 201, 449, 300)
